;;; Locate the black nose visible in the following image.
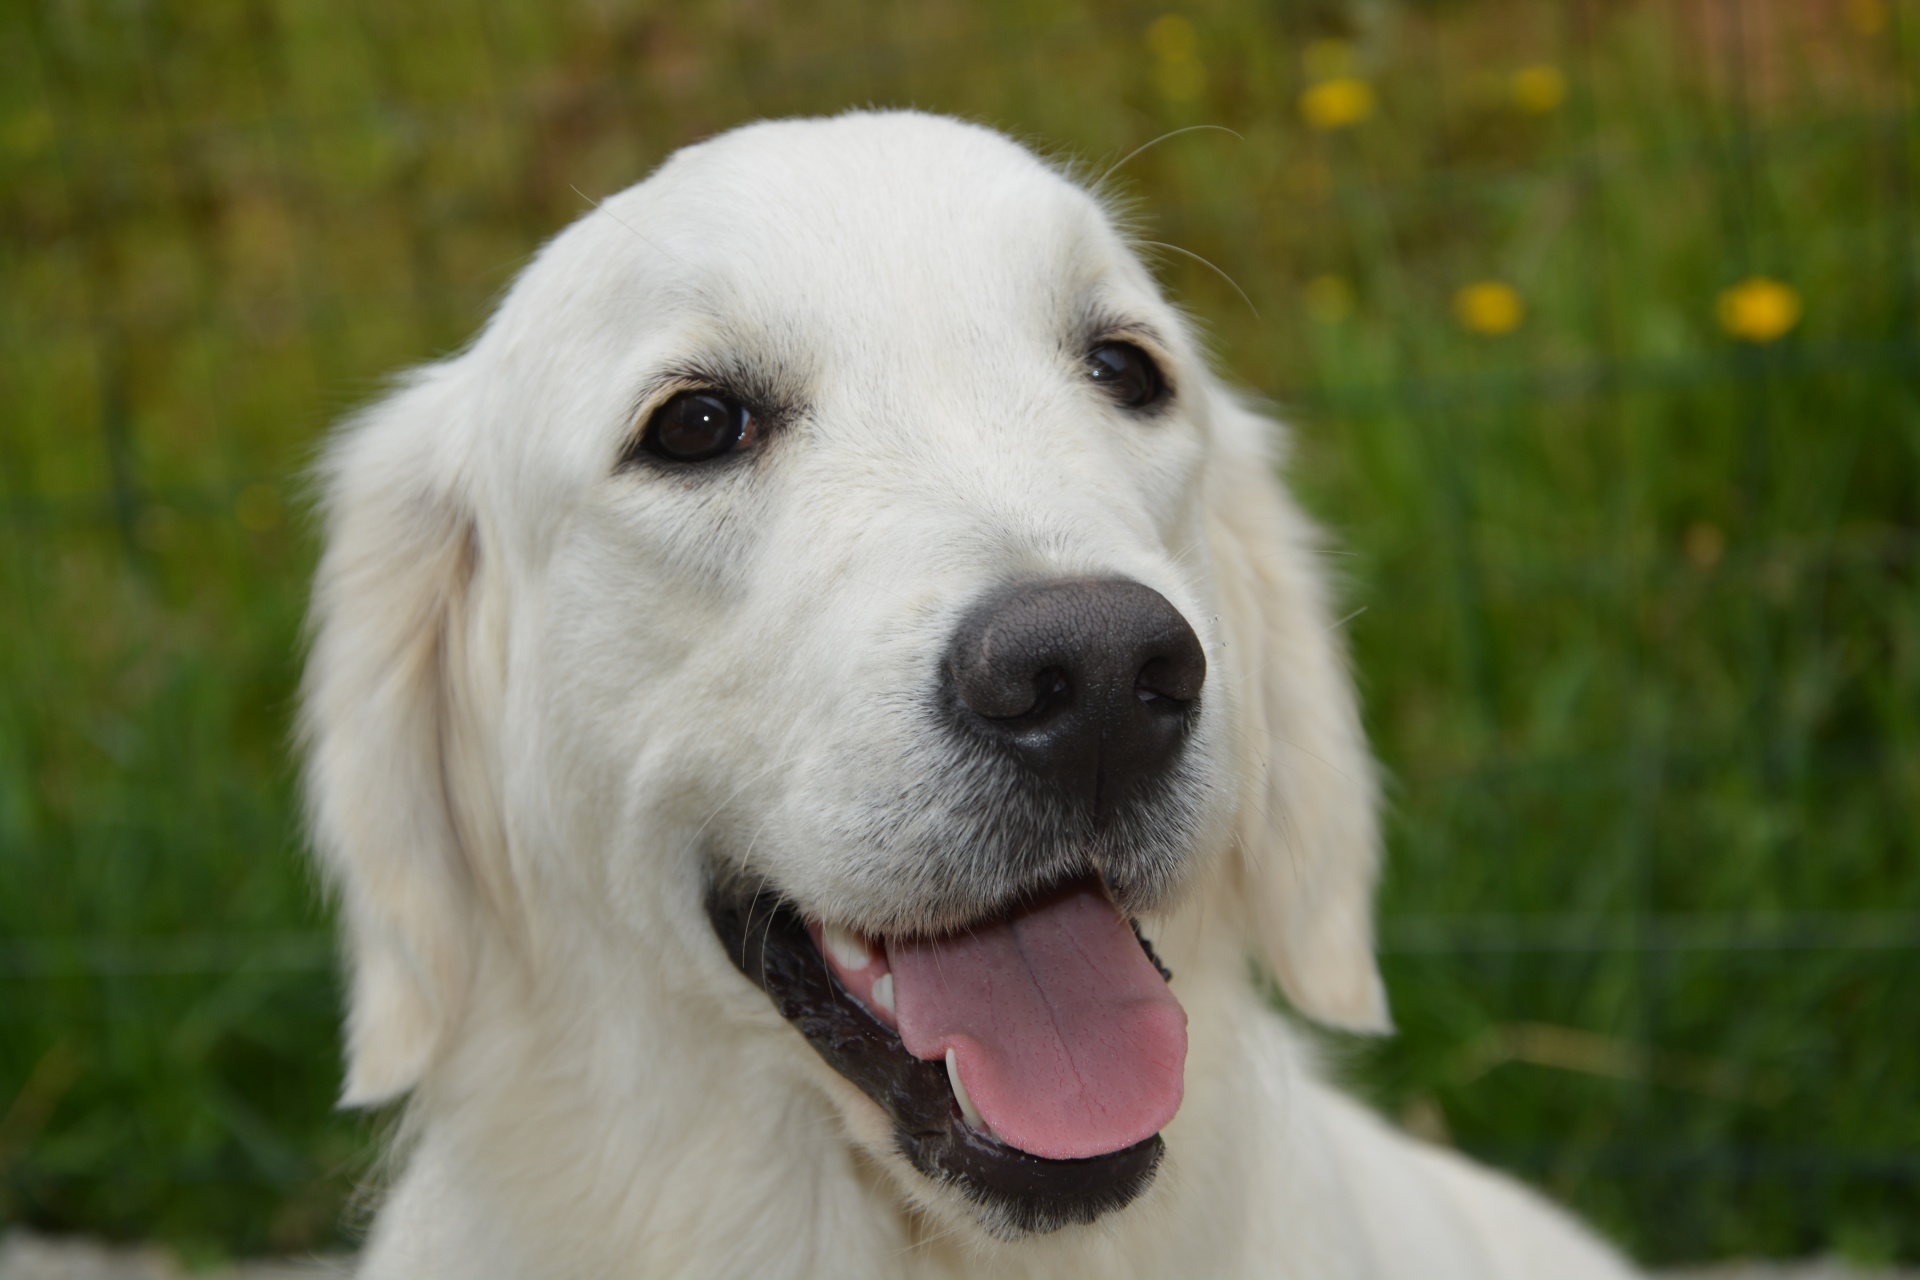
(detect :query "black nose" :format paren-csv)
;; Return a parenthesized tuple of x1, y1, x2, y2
(946, 578, 1206, 812)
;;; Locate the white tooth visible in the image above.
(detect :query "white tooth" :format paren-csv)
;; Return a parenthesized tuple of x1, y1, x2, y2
(822, 923, 873, 971)
(946, 1048, 990, 1135)
(870, 972, 895, 1016)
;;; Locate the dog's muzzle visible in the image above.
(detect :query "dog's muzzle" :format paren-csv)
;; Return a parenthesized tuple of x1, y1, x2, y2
(705, 576, 1208, 1235)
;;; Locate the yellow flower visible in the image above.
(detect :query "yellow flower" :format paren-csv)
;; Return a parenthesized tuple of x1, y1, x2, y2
(1453, 281, 1525, 335)
(1305, 275, 1354, 324)
(1511, 65, 1567, 114)
(1300, 78, 1374, 130)
(1146, 16, 1204, 102)
(1717, 277, 1801, 343)
(1146, 15, 1198, 62)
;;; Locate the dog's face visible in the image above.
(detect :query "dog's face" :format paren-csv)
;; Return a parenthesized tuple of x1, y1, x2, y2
(521, 117, 1230, 943)
(303, 112, 1388, 1245)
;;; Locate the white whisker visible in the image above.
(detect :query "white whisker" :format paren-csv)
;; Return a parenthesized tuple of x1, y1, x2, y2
(1097, 123, 1244, 189)
(1134, 239, 1259, 318)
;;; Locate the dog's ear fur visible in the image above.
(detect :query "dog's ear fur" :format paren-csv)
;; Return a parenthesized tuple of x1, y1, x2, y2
(1204, 390, 1391, 1033)
(301, 363, 507, 1106)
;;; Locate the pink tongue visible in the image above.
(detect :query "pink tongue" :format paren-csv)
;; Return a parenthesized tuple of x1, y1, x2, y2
(886, 884, 1187, 1161)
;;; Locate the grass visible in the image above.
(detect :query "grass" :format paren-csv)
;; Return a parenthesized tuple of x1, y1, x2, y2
(2, 0, 1916, 1263)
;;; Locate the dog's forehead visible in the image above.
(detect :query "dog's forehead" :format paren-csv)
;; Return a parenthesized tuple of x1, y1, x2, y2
(600, 114, 1135, 330)
(480, 114, 1183, 508)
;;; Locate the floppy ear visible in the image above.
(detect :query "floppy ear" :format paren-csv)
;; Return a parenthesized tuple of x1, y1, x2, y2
(300, 363, 508, 1106)
(1204, 390, 1391, 1033)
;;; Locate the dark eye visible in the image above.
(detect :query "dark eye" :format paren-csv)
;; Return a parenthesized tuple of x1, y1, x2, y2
(642, 390, 755, 463)
(1086, 342, 1166, 409)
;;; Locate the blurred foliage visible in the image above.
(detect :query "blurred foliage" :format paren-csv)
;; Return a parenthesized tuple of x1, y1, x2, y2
(1, 0, 1916, 1264)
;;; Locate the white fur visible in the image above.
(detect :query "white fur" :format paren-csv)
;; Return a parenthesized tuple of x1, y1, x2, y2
(301, 110, 1638, 1279)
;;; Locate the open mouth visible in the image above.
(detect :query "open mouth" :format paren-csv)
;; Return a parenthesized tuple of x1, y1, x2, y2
(705, 873, 1187, 1236)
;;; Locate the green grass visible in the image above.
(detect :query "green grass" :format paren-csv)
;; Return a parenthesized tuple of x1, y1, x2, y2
(2, 0, 1917, 1263)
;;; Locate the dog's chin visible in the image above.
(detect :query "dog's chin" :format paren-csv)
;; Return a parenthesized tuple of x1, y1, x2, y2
(705, 873, 1177, 1239)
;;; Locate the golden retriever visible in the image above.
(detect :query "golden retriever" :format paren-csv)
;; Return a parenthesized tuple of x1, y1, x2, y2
(301, 110, 1636, 1279)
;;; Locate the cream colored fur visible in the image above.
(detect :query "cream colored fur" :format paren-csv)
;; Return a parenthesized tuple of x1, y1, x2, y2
(301, 110, 1637, 1279)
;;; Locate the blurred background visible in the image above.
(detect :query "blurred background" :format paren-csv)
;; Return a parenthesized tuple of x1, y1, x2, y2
(2, 0, 1916, 1268)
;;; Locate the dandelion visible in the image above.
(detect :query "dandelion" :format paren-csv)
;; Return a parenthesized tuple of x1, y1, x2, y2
(1453, 281, 1524, 336)
(1297, 35, 1372, 130)
(1305, 275, 1354, 324)
(1146, 15, 1206, 102)
(1717, 277, 1801, 343)
(1511, 65, 1567, 114)
(1301, 78, 1374, 130)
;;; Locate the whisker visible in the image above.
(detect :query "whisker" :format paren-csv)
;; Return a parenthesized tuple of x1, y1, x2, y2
(760, 891, 780, 986)
(1097, 124, 1244, 189)
(891, 1210, 970, 1260)
(1270, 731, 1361, 789)
(687, 749, 804, 850)
(742, 870, 773, 974)
(1134, 239, 1259, 319)
(569, 184, 679, 263)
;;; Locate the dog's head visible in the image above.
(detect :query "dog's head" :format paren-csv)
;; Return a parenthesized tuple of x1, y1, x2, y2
(302, 111, 1386, 1240)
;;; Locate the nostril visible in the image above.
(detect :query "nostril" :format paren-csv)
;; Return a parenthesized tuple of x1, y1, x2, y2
(1134, 653, 1204, 706)
(986, 668, 1071, 722)
(1028, 667, 1072, 719)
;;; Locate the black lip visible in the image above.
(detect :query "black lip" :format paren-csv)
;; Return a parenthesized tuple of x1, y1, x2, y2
(705, 878, 1165, 1237)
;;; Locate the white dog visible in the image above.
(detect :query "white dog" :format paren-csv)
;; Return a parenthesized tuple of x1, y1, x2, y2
(301, 110, 1637, 1279)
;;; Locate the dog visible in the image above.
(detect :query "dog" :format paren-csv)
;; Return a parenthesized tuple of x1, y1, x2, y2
(300, 110, 1637, 1278)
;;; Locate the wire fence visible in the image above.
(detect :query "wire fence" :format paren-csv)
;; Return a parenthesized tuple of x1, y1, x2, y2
(2, 0, 1917, 1264)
